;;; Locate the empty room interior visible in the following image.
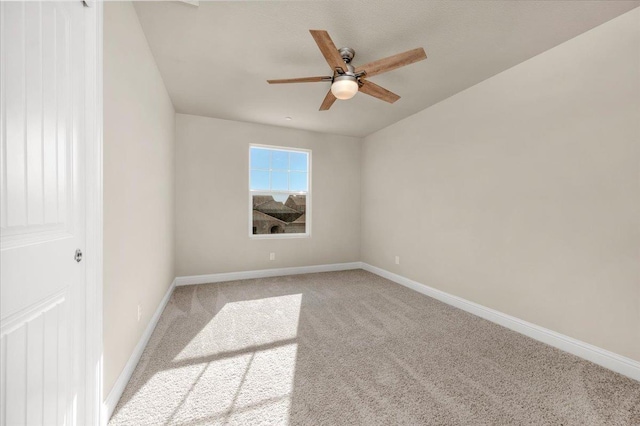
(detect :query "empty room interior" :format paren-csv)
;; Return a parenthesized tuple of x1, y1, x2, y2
(1, 0, 639, 425)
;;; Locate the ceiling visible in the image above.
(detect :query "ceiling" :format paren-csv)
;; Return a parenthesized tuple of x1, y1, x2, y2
(133, 1, 639, 138)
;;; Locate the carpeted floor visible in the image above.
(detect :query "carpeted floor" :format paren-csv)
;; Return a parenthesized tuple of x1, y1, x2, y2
(109, 270, 640, 425)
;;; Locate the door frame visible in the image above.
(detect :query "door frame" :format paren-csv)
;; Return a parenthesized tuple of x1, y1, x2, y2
(82, 1, 104, 424)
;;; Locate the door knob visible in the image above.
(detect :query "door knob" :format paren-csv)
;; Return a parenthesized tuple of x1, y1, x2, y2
(75, 249, 83, 263)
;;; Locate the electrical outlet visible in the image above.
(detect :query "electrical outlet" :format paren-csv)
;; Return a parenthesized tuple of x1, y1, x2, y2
(395, 256, 400, 265)
(270, 252, 276, 261)
(137, 304, 142, 322)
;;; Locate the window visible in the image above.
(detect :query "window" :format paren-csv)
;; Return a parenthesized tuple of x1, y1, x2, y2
(249, 145, 310, 238)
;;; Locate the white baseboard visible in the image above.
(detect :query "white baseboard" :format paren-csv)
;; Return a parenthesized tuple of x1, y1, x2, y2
(103, 278, 177, 424)
(361, 263, 640, 382)
(174, 262, 362, 286)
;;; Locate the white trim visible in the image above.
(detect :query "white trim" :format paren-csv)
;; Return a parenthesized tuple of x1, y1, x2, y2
(84, 2, 104, 425)
(103, 279, 177, 423)
(249, 232, 310, 240)
(361, 263, 640, 382)
(175, 262, 361, 286)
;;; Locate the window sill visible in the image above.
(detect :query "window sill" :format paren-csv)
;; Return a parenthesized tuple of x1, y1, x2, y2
(249, 233, 311, 240)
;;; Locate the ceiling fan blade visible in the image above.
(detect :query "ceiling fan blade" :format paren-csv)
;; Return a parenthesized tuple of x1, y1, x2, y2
(359, 80, 400, 103)
(267, 76, 331, 84)
(309, 30, 348, 74)
(355, 47, 426, 78)
(319, 90, 337, 111)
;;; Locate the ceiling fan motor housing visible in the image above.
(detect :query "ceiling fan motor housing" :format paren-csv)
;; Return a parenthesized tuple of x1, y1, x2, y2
(339, 47, 355, 63)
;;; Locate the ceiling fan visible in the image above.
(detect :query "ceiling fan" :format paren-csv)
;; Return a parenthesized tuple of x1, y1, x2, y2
(267, 30, 427, 111)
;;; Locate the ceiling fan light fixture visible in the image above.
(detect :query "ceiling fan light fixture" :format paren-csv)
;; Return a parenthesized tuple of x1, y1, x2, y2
(331, 75, 358, 100)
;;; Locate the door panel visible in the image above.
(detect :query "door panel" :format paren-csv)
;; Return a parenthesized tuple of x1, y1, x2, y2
(1, 1, 86, 425)
(2, 295, 70, 425)
(2, 1, 74, 248)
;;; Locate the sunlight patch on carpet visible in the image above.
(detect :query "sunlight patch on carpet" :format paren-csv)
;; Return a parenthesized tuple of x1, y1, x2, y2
(173, 293, 302, 362)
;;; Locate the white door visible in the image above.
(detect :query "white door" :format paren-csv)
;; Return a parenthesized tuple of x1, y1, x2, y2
(1, 2, 90, 425)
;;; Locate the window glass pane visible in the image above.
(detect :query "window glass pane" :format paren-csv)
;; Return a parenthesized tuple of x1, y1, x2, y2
(289, 172, 307, 192)
(271, 150, 289, 171)
(253, 194, 305, 235)
(250, 147, 270, 170)
(290, 152, 307, 171)
(250, 146, 310, 237)
(250, 170, 270, 190)
(271, 171, 288, 191)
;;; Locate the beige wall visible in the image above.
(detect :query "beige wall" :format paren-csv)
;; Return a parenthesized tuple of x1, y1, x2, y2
(175, 114, 361, 276)
(103, 2, 176, 395)
(361, 9, 640, 362)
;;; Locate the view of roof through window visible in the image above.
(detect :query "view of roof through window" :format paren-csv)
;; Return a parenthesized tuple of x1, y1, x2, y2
(250, 146, 309, 236)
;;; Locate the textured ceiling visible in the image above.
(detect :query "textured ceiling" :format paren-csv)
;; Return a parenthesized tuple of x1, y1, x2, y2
(133, 1, 639, 137)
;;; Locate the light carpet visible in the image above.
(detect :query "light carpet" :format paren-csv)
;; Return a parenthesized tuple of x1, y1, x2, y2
(109, 270, 640, 425)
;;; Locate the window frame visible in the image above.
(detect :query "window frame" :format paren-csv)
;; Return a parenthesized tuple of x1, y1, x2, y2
(248, 143, 312, 239)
